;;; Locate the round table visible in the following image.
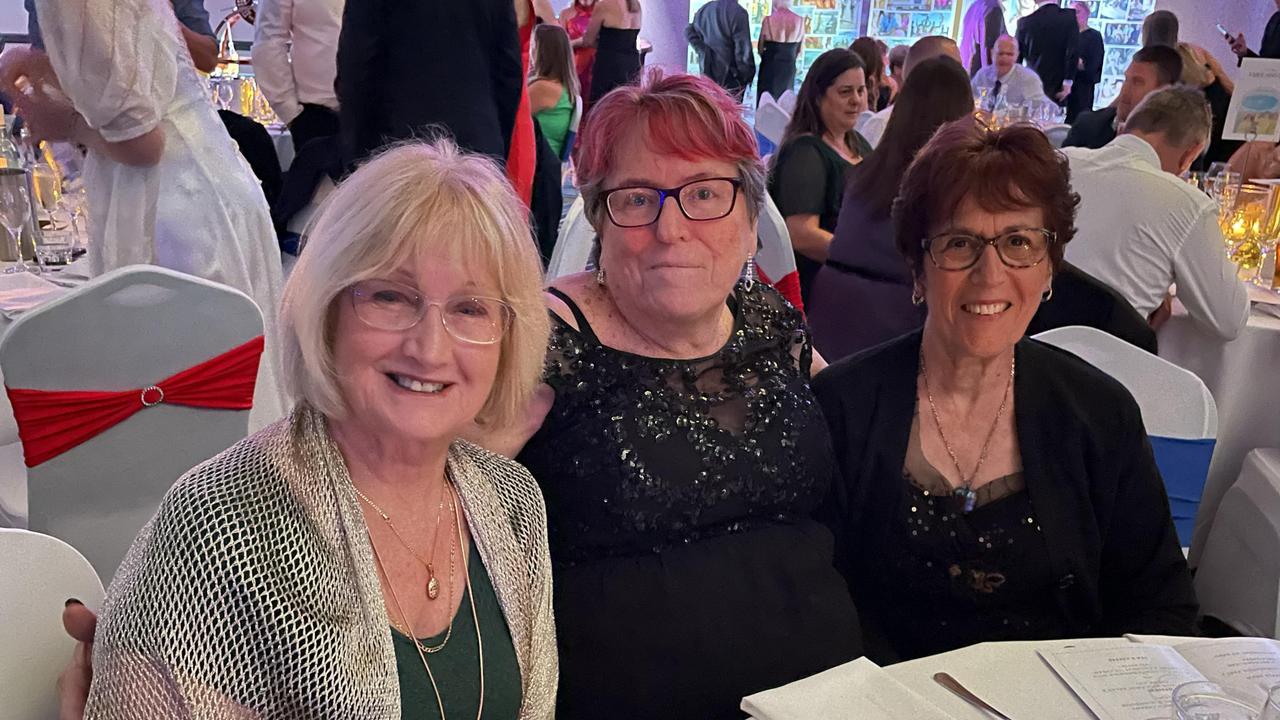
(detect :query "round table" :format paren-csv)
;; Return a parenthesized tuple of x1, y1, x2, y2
(1158, 294, 1280, 562)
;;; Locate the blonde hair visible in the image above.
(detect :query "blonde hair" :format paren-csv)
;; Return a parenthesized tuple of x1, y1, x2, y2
(280, 140, 550, 430)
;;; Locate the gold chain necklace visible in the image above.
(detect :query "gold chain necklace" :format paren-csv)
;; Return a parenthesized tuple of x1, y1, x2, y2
(355, 482, 451, 601)
(366, 482, 485, 720)
(920, 347, 1016, 513)
(356, 484, 457, 652)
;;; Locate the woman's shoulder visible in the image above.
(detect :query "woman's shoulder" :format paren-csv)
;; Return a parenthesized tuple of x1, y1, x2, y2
(451, 441, 549, 539)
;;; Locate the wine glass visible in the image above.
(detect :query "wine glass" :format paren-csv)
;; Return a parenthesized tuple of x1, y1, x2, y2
(1172, 681, 1262, 720)
(0, 176, 33, 274)
(1260, 683, 1280, 720)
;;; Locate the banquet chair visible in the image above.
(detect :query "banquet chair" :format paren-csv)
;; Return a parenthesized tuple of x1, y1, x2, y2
(0, 528, 104, 720)
(0, 266, 264, 580)
(1193, 448, 1280, 637)
(1032, 325, 1217, 548)
(1043, 123, 1071, 148)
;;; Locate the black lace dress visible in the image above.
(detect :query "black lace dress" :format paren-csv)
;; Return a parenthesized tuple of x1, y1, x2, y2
(517, 282, 862, 720)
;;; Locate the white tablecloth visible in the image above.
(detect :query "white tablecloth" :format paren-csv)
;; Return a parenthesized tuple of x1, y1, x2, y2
(882, 636, 1197, 720)
(1158, 294, 1280, 560)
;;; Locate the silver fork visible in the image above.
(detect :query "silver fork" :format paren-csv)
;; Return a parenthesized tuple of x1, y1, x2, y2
(933, 672, 1015, 720)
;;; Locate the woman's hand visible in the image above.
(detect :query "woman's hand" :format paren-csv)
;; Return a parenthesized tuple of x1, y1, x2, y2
(13, 87, 82, 146)
(0, 46, 56, 98)
(57, 600, 98, 720)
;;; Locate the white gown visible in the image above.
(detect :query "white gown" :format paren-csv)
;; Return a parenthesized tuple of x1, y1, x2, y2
(36, 0, 287, 431)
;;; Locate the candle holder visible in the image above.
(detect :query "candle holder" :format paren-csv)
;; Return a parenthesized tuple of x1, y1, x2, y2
(1221, 183, 1280, 286)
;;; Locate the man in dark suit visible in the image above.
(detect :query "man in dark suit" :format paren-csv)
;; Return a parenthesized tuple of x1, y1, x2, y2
(336, 0, 523, 170)
(1067, 1, 1103, 123)
(1063, 44, 1181, 150)
(1228, 0, 1280, 61)
(685, 0, 756, 101)
(1016, 0, 1079, 103)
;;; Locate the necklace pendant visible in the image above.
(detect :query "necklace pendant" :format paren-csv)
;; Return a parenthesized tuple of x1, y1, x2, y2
(955, 486, 977, 514)
(426, 573, 440, 600)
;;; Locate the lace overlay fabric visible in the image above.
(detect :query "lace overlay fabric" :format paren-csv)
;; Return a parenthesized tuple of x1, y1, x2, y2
(520, 280, 833, 563)
(84, 405, 556, 719)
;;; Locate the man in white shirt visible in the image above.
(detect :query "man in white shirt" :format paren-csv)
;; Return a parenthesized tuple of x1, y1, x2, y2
(253, 0, 344, 152)
(971, 35, 1048, 109)
(858, 35, 962, 148)
(1063, 86, 1249, 340)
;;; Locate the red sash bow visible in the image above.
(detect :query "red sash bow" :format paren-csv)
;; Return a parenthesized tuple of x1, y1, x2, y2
(5, 336, 264, 467)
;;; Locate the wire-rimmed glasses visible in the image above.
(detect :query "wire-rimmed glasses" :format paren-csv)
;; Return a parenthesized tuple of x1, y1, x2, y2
(601, 177, 742, 228)
(348, 279, 512, 345)
(923, 228, 1055, 271)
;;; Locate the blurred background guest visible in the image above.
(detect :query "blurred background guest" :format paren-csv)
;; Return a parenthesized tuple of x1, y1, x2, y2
(561, 0, 598, 113)
(1227, 2, 1280, 61)
(253, 0, 343, 153)
(22, 0, 218, 73)
(581, 0, 643, 108)
(530, 24, 581, 162)
(1064, 87, 1248, 340)
(1016, 0, 1079, 104)
(1067, 1, 1103, 122)
(971, 35, 1048, 109)
(1142, 9, 1239, 168)
(686, 0, 755, 102)
(816, 120, 1197, 664)
(959, 0, 1008, 76)
(887, 44, 909, 101)
(756, 0, 805, 106)
(850, 36, 891, 112)
(808, 57, 973, 363)
(1063, 45, 1181, 150)
(516, 71, 863, 719)
(859, 35, 961, 148)
(770, 48, 870, 306)
(5, 0, 287, 429)
(336, 0, 522, 170)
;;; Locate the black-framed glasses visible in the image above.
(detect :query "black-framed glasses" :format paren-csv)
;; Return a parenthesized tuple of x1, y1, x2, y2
(348, 279, 512, 345)
(923, 228, 1056, 271)
(601, 177, 742, 228)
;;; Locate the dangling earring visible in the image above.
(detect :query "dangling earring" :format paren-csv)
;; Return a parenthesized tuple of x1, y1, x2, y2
(1041, 286, 1053, 303)
(911, 285, 925, 306)
(596, 266, 607, 287)
(742, 254, 756, 291)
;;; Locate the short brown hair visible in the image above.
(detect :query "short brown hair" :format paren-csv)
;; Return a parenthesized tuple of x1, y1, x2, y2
(892, 119, 1080, 280)
(1123, 85, 1212, 150)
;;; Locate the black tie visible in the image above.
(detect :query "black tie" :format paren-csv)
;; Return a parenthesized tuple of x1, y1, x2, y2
(991, 79, 1002, 107)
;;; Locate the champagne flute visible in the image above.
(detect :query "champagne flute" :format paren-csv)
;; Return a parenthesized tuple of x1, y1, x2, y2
(0, 175, 33, 274)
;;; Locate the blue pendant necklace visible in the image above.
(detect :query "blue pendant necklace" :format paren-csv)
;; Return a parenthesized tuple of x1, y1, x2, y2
(920, 348, 1016, 514)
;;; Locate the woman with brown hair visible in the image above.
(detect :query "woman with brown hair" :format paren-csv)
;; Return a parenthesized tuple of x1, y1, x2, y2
(815, 119, 1197, 664)
(768, 48, 870, 305)
(850, 36, 891, 111)
(529, 24, 581, 159)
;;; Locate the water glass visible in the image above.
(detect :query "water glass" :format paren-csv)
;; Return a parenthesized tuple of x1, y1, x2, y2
(0, 174, 33, 274)
(35, 228, 74, 267)
(1172, 681, 1261, 720)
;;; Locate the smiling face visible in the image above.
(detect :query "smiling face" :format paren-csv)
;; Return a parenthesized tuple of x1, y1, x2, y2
(596, 133, 756, 325)
(819, 67, 869, 134)
(921, 196, 1053, 361)
(330, 250, 504, 450)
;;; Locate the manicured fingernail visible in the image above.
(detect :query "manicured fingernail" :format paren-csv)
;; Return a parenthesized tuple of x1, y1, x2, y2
(65, 597, 82, 607)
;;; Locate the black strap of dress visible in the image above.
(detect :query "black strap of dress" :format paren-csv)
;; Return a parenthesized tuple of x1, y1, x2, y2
(546, 286, 601, 343)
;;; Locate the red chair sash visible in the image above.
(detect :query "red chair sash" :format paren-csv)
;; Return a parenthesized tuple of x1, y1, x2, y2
(6, 336, 264, 467)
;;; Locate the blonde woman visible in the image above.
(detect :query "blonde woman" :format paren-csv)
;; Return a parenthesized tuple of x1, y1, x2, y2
(59, 141, 557, 719)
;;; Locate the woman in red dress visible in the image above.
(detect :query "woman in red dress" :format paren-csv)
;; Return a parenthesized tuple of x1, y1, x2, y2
(561, 0, 597, 111)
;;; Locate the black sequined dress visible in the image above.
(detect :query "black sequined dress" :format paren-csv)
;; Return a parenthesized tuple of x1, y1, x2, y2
(517, 282, 862, 720)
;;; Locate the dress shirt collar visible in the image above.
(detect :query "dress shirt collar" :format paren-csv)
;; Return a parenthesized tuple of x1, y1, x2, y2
(1109, 133, 1161, 170)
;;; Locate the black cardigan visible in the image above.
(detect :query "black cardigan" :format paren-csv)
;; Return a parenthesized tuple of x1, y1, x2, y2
(813, 331, 1197, 661)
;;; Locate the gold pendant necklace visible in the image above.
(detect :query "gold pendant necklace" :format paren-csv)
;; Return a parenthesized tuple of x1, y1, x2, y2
(355, 482, 454, 601)
(366, 481, 485, 720)
(919, 347, 1015, 513)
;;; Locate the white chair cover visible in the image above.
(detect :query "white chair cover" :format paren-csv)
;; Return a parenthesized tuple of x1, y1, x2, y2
(1193, 448, 1280, 637)
(0, 265, 263, 580)
(1032, 325, 1217, 440)
(0, 528, 104, 720)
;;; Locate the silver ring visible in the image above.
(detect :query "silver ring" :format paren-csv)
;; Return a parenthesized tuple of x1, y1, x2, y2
(141, 385, 165, 407)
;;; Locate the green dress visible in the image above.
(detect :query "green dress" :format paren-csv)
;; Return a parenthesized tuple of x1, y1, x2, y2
(532, 86, 572, 158)
(393, 544, 522, 719)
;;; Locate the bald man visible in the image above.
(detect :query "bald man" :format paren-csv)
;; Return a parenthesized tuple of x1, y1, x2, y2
(857, 35, 962, 147)
(971, 35, 1048, 109)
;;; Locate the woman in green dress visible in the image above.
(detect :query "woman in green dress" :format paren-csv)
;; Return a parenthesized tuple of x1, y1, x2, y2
(529, 23, 580, 160)
(769, 48, 872, 307)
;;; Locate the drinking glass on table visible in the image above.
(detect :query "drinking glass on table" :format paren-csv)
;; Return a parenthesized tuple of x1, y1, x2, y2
(1260, 683, 1280, 720)
(35, 228, 75, 268)
(1172, 681, 1261, 720)
(0, 175, 33, 274)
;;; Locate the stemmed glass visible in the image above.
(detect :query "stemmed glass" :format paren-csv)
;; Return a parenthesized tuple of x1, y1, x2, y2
(0, 177, 33, 274)
(1172, 681, 1262, 720)
(1260, 683, 1280, 720)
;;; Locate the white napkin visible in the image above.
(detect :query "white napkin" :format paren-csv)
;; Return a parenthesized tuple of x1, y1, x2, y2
(0, 271, 66, 319)
(741, 657, 954, 720)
